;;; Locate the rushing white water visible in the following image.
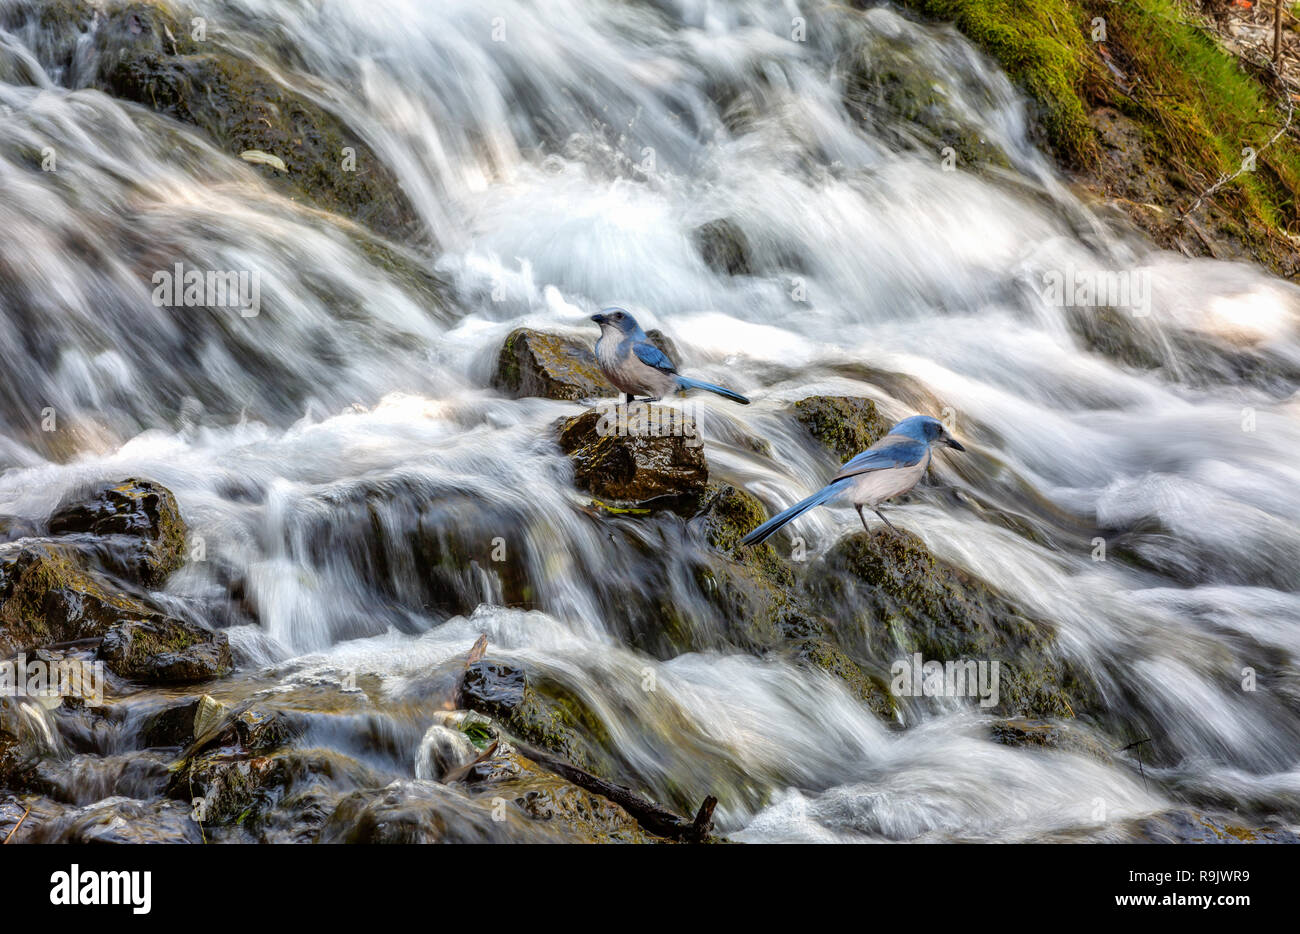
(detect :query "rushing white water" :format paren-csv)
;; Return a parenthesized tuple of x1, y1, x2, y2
(2, 0, 1299, 841)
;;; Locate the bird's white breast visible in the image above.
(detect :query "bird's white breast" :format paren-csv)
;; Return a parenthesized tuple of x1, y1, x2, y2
(844, 448, 930, 507)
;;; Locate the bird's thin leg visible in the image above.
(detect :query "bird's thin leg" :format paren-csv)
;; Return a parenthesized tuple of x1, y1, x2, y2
(874, 508, 899, 534)
(855, 505, 871, 534)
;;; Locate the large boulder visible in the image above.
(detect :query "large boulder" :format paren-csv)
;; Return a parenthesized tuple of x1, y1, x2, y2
(803, 529, 1098, 719)
(88, 1, 419, 240)
(556, 404, 708, 504)
(46, 478, 188, 586)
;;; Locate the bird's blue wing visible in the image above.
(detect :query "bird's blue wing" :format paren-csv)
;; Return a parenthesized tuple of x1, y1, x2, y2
(632, 340, 677, 373)
(834, 437, 927, 480)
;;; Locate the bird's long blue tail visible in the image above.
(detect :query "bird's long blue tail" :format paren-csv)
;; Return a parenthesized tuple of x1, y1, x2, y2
(740, 481, 845, 546)
(676, 376, 750, 405)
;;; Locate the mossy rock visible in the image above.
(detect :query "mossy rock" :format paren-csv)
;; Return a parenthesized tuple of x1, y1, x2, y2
(47, 478, 188, 587)
(0, 540, 166, 656)
(466, 666, 616, 778)
(493, 328, 678, 402)
(804, 528, 1097, 718)
(97, 615, 231, 683)
(693, 219, 754, 276)
(792, 395, 892, 464)
(454, 745, 656, 843)
(556, 405, 709, 504)
(789, 637, 899, 721)
(494, 328, 613, 401)
(90, 1, 419, 240)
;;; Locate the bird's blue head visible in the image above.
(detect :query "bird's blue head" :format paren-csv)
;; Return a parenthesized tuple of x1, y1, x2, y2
(888, 415, 965, 450)
(591, 307, 643, 337)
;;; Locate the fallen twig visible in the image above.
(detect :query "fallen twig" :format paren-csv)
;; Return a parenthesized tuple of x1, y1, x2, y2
(2, 807, 31, 844)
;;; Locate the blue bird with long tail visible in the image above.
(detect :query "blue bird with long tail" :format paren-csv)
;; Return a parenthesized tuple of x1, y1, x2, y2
(741, 415, 965, 546)
(591, 307, 749, 404)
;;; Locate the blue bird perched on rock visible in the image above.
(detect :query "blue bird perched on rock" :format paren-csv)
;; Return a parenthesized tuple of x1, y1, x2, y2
(591, 307, 749, 404)
(741, 415, 965, 546)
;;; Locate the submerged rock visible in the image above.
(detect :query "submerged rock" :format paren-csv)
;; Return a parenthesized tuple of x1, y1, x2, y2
(693, 218, 754, 277)
(1127, 810, 1300, 845)
(556, 404, 709, 504)
(9, 795, 204, 844)
(804, 529, 1097, 719)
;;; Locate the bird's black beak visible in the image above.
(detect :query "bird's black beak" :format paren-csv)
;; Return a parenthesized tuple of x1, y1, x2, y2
(945, 438, 966, 451)
(591, 313, 607, 325)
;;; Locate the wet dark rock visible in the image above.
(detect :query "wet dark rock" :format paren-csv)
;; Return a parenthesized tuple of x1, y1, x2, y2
(792, 395, 892, 463)
(990, 716, 1113, 763)
(89, 1, 420, 240)
(694, 218, 754, 276)
(0, 540, 164, 657)
(18, 795, 204, 844)
(461, 660, 526, 719)
(556, 404, 709, 504)
(141, 693, 228, 748)
(463, 665, 615, 778)
(804, 528, 1098, 719)
(47, 478, 187, 586)
(318, 779, 563, 843)
(98, 615, 231, 683)
(493, 328, 678, 401)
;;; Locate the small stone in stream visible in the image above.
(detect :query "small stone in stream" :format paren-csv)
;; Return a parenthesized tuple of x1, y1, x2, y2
(47, 478, 188, 586)
(556, 405, 708, 504)
(98, 616, 231, 683)
(493, 328, 678, 401)
(694, 219, 754, 276)
(142, 693, 229, 747)
(989, 717, 1114, 764)
(461, 660, 527, 718)
(792, 395, 892, 464)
